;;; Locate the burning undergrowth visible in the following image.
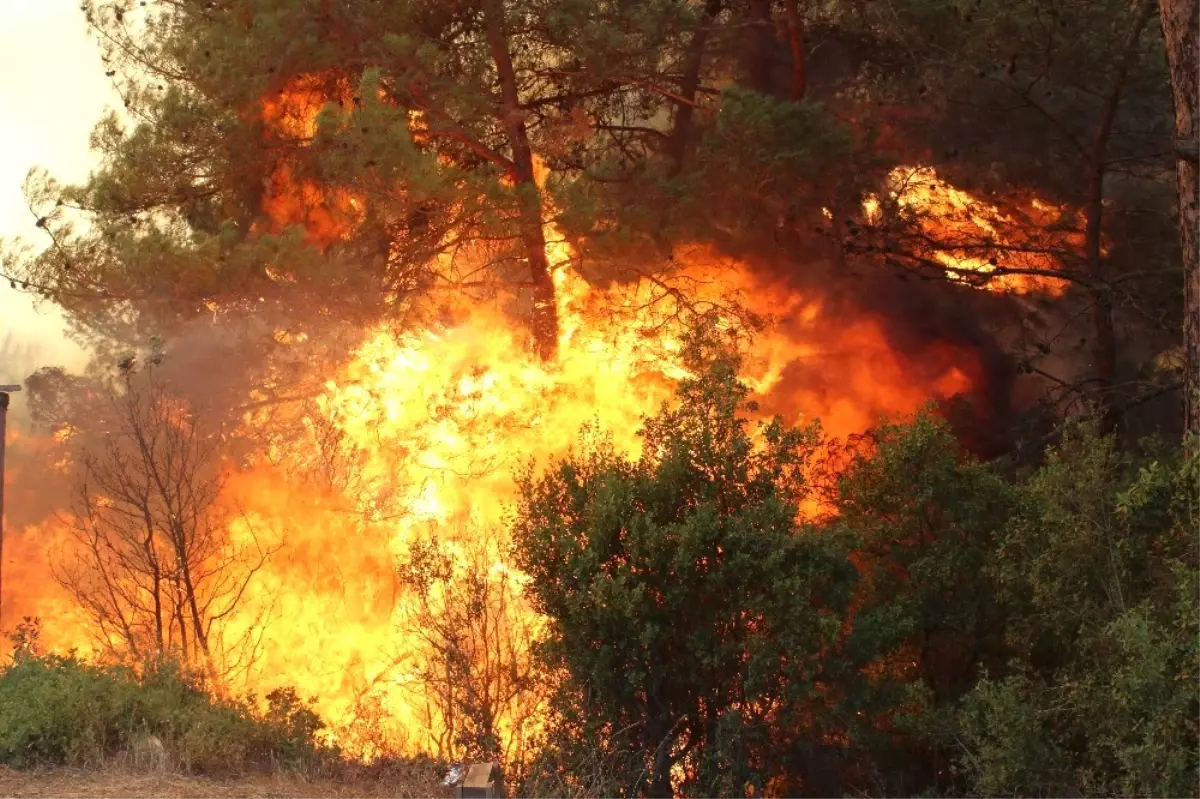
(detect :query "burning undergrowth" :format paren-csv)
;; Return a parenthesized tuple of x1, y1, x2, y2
(2, 100, 1074, 760)
(4, 234, 1038, 759)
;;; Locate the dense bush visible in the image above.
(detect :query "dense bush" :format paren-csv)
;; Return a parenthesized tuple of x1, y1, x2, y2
(0, 635, 326, 774)
(945, 430, 1199, 797)
(4, 368, 1193, 796)
(512, 356, 1199, 798)
(512, 351, 858, 797)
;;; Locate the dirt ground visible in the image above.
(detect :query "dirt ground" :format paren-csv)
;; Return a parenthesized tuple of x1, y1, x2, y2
(0, 766, 455, 798)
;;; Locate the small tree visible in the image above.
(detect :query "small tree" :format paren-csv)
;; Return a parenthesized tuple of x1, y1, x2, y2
(949, 425, 1199, 796)
(53, 367, 273, 681)
(393, 530, 544, 770)
(511, 343, 858, 797)
(825, 414, 1016, 795)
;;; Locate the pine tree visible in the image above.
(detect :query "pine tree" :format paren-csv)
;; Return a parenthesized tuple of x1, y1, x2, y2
(5, 1, 696, 360)
(840, 0, 1178, 436)
(5, 1, 856, 370)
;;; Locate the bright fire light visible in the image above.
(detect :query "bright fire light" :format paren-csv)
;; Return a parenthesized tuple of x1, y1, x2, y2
(4, 80, 1075, 763)
(865, 166, 1077, 296)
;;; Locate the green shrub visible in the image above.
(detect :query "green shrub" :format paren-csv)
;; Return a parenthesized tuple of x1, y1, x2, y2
(948, 428, 1200, 797)
(511, 351, 860, 796)
(0, 640, 326, 774)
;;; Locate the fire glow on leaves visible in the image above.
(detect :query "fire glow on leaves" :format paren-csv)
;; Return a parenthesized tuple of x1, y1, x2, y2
(864, 166, 1077, 296)
(258, 74, 365, 248)
(5, 82, 1074, 762)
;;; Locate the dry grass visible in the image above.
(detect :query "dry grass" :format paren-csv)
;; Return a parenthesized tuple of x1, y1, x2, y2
(0, 765, 455, 798)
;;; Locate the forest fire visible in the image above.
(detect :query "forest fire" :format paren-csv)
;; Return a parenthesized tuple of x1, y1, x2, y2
(221, 184, 994, 755)
(2, 0, 1191, 793)
(865, 166, 1078, 296)
(0, 74, 1081, 765)
(3, 84, 1066, 756)
(6, 234, 992, 758)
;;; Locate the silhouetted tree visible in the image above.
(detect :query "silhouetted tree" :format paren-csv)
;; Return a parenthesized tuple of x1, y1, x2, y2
(53, 366, 274, 680)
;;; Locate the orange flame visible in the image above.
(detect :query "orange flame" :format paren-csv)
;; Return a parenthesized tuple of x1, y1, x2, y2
(866, 166, 1078, 296)
(8, 87, 1025, 761)
(259, 75, 364, 248)
(7, 236, 981, 759)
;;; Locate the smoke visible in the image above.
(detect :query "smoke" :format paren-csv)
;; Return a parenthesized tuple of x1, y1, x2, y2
(0, 332, 78, 634)
(711, 228, 1024, 456)
(849, 268, 1019, 420)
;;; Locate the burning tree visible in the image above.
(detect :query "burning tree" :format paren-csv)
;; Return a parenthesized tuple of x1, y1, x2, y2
(2, 1, 1195, 789)
(52, 367, 274, 679)
(1, 0, 861, 376)
(840, 0, 1181, 438)
(394, 533, 544, 768)
(2, 0, 1186, 455)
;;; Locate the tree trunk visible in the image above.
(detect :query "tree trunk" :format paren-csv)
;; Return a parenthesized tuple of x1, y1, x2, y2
(1159, 0, 1200, 448)
(180, 558, 211, 663)
(483, 0, 559, 361)
(648, 726, 676, 799)
(173, 577, 189, 659)
(746, 0, 775, 94)
(140, 512, 164, 652)
(665, 0, 723, 176)
(783, 0, 806, 101)
(1084, 0, 1156, 435)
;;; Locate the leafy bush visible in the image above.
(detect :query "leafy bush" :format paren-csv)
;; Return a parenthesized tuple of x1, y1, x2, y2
(512, 349, 860, 797)
(513, 371, 1199, 798)
(0, 638, 326, 774)
(946, 428, 1200, 797)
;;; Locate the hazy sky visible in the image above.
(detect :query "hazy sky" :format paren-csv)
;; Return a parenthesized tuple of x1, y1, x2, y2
(1, 0, 119, 410)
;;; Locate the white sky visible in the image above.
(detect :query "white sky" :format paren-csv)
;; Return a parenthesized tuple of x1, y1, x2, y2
(0, 0, 119, 412)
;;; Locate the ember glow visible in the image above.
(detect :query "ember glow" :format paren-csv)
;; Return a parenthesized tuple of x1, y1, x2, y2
(258, 75, 364, 247)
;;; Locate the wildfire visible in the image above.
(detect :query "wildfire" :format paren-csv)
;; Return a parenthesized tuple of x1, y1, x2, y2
(5, 240, 982, 759)
(4, 80, 1022, 763)
(221, 237, 981, 755)
(865, 166, 1078, 296)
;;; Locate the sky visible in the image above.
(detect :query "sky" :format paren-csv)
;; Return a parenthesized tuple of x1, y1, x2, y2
(0, 0, 119, 416)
